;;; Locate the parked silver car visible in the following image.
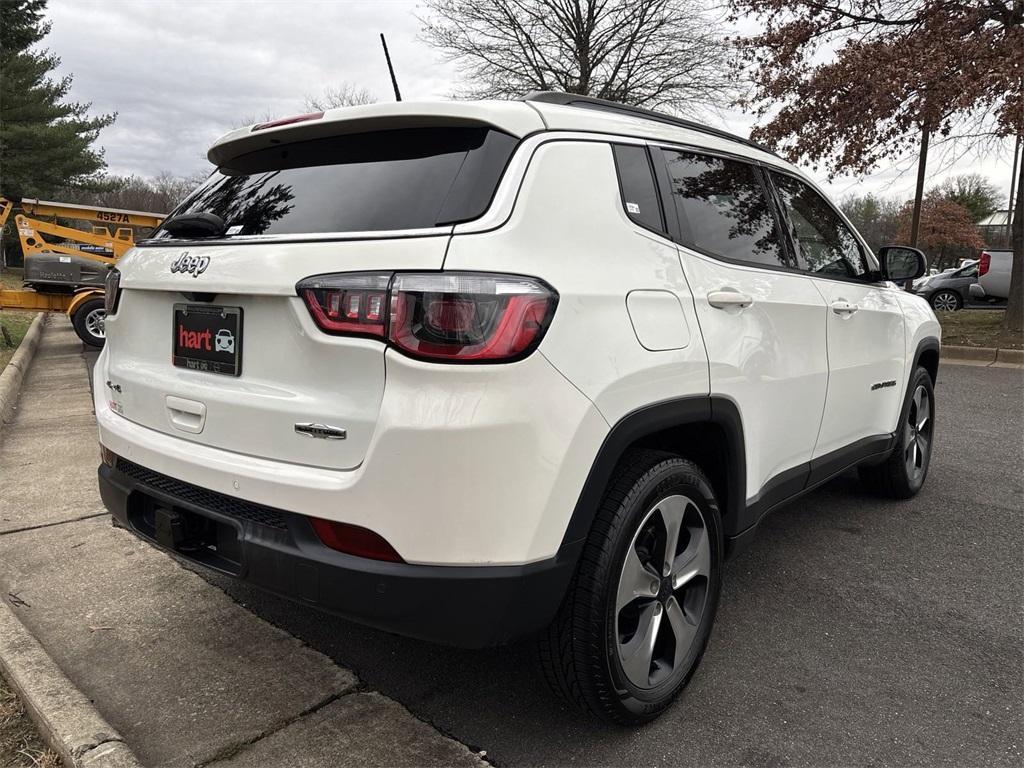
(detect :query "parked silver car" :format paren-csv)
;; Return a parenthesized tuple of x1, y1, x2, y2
(914, 260, 978, 311)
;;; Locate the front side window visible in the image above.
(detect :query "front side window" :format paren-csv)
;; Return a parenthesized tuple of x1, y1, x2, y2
(661, 149, 787, 268)
(770, 172, 868, 278)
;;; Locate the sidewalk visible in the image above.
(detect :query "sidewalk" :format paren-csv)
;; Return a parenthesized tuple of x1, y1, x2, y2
(0, 318, 486, 767)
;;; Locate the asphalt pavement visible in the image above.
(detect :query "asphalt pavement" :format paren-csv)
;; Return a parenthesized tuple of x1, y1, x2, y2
(82, 349, 1023, 767)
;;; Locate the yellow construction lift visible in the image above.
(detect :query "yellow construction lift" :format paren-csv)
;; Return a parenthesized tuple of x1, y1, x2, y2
(0, 197, 165, 346)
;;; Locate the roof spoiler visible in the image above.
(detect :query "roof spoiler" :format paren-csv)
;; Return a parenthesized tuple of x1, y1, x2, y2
(207, 102, 545, 167)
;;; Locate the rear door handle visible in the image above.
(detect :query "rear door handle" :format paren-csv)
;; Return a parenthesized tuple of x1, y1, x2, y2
(707, 290, 753, 309)
(831, 300, 859, 315)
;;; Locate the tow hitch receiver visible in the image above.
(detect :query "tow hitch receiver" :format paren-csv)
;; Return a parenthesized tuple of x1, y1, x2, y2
(154, 507, 186, 549)
(137, 500, 244, 575)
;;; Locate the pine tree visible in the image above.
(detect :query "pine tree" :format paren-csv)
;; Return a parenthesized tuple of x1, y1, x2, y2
(0, 0, 116, 197)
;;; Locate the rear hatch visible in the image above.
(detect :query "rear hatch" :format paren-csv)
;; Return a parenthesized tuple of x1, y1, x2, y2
(105, 112, 531, 470)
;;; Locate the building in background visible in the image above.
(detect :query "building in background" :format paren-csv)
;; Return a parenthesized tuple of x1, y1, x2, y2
(978, 210, 1014, 249)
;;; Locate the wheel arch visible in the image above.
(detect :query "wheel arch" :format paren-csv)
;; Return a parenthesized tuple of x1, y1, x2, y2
(66, 288, 104, 319)
(558, 396, 747, 560)
(913, 336, 940, 383)
(896, 336, 940, 440)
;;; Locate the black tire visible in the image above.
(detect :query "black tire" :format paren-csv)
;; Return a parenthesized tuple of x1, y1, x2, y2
(929, 290, 962, 312)
(72, 298, 106, 348)
(858, 366, 935, 499)
(538, 449, 723, 725)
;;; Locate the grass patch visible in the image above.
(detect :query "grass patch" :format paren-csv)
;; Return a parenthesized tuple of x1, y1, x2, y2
(1, 269, 37, 370)
(0, 311, 36, 371)
(1, 267, 24, 291)
(0, 675, 62, 767)
(938, 309, 1023, 350)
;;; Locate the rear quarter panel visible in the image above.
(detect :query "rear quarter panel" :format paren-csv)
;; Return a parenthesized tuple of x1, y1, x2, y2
(443, 138, 710, 425)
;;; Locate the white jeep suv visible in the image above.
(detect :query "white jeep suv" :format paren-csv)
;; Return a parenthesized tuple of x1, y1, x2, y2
(95, 93, 940, 724)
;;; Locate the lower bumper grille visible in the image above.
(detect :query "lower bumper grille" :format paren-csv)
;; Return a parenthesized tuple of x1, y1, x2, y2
(116, 458, 289, 530)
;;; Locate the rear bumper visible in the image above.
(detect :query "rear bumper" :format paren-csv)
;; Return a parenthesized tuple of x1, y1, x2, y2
(968, 283, 986, 300)
(98, 460, 579, 648)
(93, 341, 609, 566)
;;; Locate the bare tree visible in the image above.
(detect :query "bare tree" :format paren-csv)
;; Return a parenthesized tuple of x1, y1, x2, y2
(60, 172, 206, 214)
(304, 83, 377, 112)
(231, 110, 281, 130)
(420, 0, 734, 116)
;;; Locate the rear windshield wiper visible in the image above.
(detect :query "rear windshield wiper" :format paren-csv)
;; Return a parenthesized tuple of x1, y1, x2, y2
(160, 212, 226, 239)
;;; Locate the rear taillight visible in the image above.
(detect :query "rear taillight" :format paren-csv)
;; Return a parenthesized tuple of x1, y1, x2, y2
(298, 273, 390, 339)
(388, 273, 556, 362)
(298, 272, 558, 363)
(104, 268, 121, 315)
(979, 251, 991, 276)
(310, 518, 404, 562)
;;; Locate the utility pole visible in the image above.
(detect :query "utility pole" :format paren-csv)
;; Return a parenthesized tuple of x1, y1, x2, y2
(909, 124, 930, 248)
(380, 34, 402, 102)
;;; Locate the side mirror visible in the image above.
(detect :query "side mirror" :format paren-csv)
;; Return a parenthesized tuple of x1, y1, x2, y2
(878, 245, 927, 282)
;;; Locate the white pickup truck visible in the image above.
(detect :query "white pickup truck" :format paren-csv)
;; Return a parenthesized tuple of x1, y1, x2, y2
(969, 249, 1014, 301)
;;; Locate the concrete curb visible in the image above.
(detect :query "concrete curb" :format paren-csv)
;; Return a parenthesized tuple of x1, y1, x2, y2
(996, 347, 1024, 366)
(0, 598, 144, 767)
(0, 312, 47, 430)
(943, 344, 1023, 368)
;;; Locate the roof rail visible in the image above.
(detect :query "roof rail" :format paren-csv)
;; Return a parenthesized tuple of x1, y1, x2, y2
(523, 91, 780, 158)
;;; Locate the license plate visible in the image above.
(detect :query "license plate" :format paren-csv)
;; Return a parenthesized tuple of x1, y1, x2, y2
(173, 304, 242, 376)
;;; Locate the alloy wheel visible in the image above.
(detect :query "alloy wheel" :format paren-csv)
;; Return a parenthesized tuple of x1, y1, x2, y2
(932, 292, 959, 312)
(615, 494, 710, 689)
(85, 308, 106, 340)
(904, 384, 932, 483)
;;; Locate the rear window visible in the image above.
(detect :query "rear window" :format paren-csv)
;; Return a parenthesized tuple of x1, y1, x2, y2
(153, 127, 517, 239)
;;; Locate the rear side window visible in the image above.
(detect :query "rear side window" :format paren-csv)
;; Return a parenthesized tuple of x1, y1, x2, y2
(154, 127, 517, 238)
(661, 149, 786, 268)
(611, 144, 664, 233)
(770, 172, 868, 278)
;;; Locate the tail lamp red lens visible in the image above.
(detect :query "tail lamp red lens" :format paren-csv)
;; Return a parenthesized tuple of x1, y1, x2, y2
(979, 251, 990, 276)
(310, 518, 404, 563)
(299, 273, 390, 339)
(297, 272, 558, 363)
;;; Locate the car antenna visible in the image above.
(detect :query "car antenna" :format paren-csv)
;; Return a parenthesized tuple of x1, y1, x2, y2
(380, 33, 402, 102)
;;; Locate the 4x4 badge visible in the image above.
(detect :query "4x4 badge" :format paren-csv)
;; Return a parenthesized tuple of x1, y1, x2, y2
(169, 252, 210, 277)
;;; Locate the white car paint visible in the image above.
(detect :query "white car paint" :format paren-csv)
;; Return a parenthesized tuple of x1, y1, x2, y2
(443, 140, 711, 427)
(95, 98, 940, 568)
(810, 278, 907, 457)
(678, 245, 829, 498)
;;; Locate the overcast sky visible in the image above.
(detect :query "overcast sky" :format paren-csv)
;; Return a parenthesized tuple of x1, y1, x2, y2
(47, 0, 1017, 206)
